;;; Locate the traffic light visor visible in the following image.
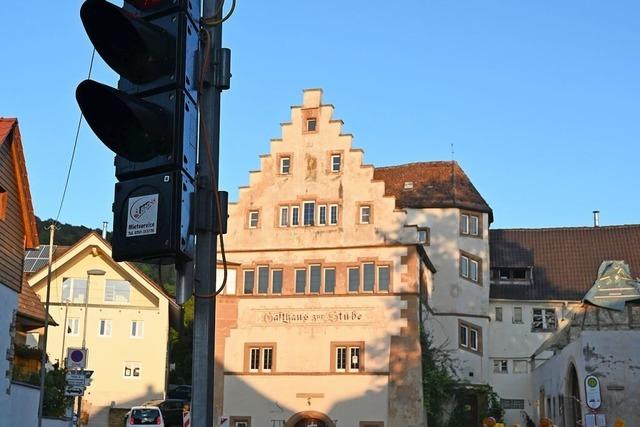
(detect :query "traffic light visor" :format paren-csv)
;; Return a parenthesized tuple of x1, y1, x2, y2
(76, 79, 170, 162)
(80, 0, 176, 84)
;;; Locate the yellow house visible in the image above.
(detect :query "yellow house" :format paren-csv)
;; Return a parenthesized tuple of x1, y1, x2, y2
(28, 232, 179, 427)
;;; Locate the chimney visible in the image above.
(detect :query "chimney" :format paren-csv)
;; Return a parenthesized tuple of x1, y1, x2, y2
(593, 211, 600, 227)
(102, 221, 108, 239)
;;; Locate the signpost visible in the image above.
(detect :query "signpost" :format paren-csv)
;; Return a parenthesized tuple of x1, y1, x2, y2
(66, 348, 87, 370)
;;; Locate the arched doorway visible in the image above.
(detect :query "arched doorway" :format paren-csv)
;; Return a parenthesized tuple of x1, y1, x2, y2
(566, 363, 583, 427)
(285, 411, 335, 427)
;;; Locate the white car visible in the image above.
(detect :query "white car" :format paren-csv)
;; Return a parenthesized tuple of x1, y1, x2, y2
(126, 406, 165, 426)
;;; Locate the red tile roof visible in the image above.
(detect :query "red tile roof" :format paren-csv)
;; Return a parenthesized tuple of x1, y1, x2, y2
(373, 161, 493, 221)
(490, 225, 640, 300)
(17, 279, 48, 323)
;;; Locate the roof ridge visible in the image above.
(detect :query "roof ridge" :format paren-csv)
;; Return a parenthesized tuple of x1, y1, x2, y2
(492, 224, 640, 232)
(374, 160, 455, 170)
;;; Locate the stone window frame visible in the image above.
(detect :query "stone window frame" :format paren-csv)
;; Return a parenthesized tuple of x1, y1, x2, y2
(247, 210, 260, 229)
(302, 200, 316, 226)
(329, 204, 339, 226)
(458, 319, 483, 355)
(323, 266, 337, 294)
(301, 107, 319, 134)
(460, 210, 483, 238)
(417, 227, 430, 245)
(244, 343, 277, 374)
(459, 250, 482, 286)
(327, 150, 344, 174)
(330, 341, 365, 373)
(229, 417, 251, 427)
(277, 153, 293, 176)
(357, 203, 374, 225)
(317, 204, 327, 226)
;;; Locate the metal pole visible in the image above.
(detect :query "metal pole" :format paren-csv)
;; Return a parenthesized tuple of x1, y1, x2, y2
(192, 0, 223, 425)
(81, 273, 91, 349)
(37, 224, 55, 427)
(60, 300, 69, 364)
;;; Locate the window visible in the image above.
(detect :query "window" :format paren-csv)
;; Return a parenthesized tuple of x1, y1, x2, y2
(130, 320, 144, 338)
(460, 214, 469, 234)
(306, 118, 317, 132)
(98, 319, 112, 337)
(248, 211, 259, 228)
(495, 307, 503, 322)
(460, 211, 481, 236)
(513, 360, 528, 374)
(348, 267, 360, 292)
(61, 278, 87, 303)
(246, 344, 275, 373)
(124, 362, 141, 378)
(378, 266, 390, 292)
(324, 268, 336, 293)
(295, 269, 306, 293)
(234, 422, 249, 427)
(309, 265, 321, 293)
(257, 266, 269, 294)
(66, 318, 80, 336)
(243, 270, 255, 294)
(280, 156, 290, 174)
(231, 419, 251, 427)
(271, 270, 283, 294)
(417, 228, 429, 244)
(303, 201, 315, 226)
(104, 280, 131, 303)
(333, 342, 363, 373)
(291, 206, 300, 226)
(0, 186, 6, 220)
(460, 251, 481, 284)
(459, 320, 482, 354)
(331, 154, 341, 172)
(501, 399, 525, 410)
(532, 308, 557, 331)
(363, 263, 375, 292)
(329, 204, 338, 225)
(493, 360, 508, 374)
(470, 259, 479, 282)
(360, 205, 371, 224)
(491, 267, 531, 283)
(318, 205, 327, 225)
(460, 256, 469, 278)
(513, 307, 523, 324)
(470, 216, 479, 236)
(279, 206, 289, 227)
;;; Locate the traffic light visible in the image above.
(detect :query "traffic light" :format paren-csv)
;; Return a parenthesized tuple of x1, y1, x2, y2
(76, 0, 200, 262)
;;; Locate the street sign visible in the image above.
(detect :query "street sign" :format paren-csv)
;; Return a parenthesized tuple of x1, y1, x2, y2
(66, 348, 87, 369)
(66, 373, 87, 387)
(585, 375, 602, 409)
(65, 385, 85, 397)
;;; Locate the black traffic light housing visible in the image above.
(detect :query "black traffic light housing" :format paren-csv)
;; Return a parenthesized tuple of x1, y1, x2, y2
(76, 0, 199, 262)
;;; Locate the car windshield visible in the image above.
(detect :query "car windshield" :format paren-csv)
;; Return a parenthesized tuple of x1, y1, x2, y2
(131, 408, 161, 425)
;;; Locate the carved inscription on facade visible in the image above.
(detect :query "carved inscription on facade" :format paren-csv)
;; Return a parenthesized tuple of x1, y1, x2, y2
(254, 307, 374, 326)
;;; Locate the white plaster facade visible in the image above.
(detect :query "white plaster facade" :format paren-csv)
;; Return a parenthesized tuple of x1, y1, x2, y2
(0, 284, 19, 418)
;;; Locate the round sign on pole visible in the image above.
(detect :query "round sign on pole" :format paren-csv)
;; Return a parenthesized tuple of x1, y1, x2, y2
(584, 374, 602, 410)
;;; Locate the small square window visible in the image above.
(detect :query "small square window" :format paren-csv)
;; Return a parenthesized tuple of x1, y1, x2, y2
(124, 362, 141, 378)
(418, 228, 429, 244)
(493, 360, 508, 374)
(331, 154, 341, 172)
(306, 118, 317, 132)
(513, 307, 523, 324)
(248, 211, 259, 228)
(280, 156, 290, 175)
(360, 205, 371, 224)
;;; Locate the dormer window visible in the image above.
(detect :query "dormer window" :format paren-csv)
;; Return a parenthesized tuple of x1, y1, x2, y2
(280, 156, 290, 174)
(403, 181, 414, 190)
(491, 267, 532, 284)
(306, 118, 317, 132)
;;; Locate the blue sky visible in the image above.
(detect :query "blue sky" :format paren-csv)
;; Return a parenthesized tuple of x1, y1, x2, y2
(1, 1, 638, 230)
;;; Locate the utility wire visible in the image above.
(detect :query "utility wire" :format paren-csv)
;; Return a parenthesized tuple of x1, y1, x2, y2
(53, 48, 96, 224)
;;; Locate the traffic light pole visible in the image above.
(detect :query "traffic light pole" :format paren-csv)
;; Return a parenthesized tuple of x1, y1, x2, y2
(192, 1, 223, 426)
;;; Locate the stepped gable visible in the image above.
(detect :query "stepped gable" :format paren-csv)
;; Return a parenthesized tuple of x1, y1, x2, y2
(490, 225, 640, 300)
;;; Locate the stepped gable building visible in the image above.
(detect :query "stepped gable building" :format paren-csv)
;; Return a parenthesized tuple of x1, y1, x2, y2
(488, 224, 640, 426)
(214, 89, 493, 427)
